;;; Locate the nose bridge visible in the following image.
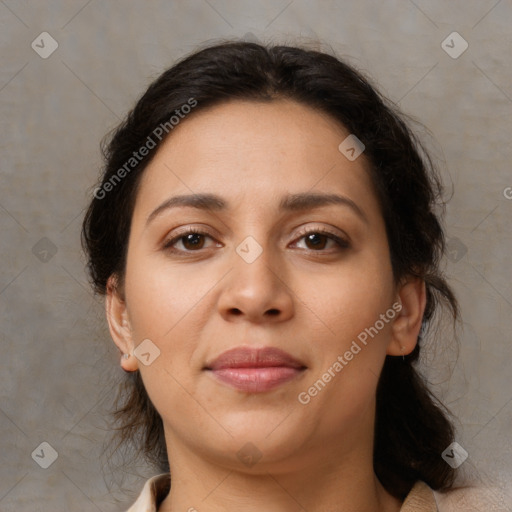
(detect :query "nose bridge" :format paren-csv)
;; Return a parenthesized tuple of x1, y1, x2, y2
(229, 203, 278, 279)
(218, 227, 294, 321)
(233, 231, 281, 293)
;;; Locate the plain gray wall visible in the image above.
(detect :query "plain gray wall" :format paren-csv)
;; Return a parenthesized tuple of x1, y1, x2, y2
(1, 1, 511, 510)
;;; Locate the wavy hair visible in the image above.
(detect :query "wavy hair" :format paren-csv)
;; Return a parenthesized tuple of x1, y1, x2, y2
(82, 41, 459, 500)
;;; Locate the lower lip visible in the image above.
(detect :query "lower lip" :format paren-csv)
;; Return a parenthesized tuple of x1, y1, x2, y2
(208, 367, 304, 392)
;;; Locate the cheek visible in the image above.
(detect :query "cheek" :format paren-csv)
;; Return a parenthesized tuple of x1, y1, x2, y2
(123, 254, 211, 422)
(296, 249, 395, 414)
(295, 276, 395, 436)
(124, 251, 216, 340)
(297, 251, 394, 345)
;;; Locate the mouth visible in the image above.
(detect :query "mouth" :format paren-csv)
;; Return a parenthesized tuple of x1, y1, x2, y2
(204, 346, 307, 393)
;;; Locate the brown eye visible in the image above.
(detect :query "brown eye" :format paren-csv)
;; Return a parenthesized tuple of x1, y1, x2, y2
(181, 233, 206, 250)
(303, 232, 330, 250)
(163, 227, 349, 255)
(163, 229, 218, 253)
(293, 228, 349, 252)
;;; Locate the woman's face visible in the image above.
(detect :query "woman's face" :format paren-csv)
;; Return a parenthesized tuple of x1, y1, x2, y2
(110, 99, 418, 473)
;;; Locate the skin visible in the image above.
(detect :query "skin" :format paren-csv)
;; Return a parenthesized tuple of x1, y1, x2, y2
(107, 99, 426, 512)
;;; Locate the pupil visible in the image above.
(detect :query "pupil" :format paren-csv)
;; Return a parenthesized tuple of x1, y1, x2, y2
(185, 234, 203, 248)
(307, 233, 325, 249)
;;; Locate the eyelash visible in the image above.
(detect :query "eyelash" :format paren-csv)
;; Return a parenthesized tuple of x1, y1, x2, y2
(162, 226, 349, 254)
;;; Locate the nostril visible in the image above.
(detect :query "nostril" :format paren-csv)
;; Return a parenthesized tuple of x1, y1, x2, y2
(266, 309, 280, 316)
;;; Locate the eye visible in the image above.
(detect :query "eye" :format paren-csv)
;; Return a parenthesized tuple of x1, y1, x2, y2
(292, 227, 349, 252)
(162, 226, 350, 255)
(163, 227, 220, 253)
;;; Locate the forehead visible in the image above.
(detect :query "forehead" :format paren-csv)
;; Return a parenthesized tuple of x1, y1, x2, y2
(132, 99, 381, 223)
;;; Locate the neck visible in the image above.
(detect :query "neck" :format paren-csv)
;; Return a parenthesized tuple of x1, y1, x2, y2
(158, 439, 402, 512)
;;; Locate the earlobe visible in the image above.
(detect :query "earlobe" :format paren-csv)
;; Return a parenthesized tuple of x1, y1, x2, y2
(106, 275, 139, 372)
(386, 277, 427, 357)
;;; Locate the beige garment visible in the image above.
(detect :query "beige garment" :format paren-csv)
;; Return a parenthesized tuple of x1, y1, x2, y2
(433, 483, 512, 511)
(126, 474, 439, 512)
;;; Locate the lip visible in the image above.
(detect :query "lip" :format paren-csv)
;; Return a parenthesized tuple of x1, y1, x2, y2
(204, 346, 307, 393)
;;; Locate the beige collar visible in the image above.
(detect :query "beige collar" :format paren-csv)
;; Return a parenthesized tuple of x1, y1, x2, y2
(401, 481, 439, 511)
(126, 474, 438, 512)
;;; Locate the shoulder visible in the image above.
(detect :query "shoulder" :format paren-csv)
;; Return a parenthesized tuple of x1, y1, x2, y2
(433, 482, 512, 511)
(401, 481, 511, 511)
(125, 473, 170, 512)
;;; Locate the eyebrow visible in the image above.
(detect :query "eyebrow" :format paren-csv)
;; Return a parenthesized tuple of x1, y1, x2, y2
(146, 192, 369, 226)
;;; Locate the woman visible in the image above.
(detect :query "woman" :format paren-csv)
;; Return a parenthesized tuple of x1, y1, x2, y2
(82, 41, 461, 511)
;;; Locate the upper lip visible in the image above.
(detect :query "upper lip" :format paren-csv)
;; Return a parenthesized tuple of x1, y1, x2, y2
(205, 346, 306, 371)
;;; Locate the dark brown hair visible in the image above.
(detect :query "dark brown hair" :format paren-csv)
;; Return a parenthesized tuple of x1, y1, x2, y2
(82, 40, 459, 499)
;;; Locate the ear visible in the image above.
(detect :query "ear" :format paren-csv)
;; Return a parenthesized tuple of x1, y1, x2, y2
(386, 277, 427, 357)
(106, 275, 139, 372)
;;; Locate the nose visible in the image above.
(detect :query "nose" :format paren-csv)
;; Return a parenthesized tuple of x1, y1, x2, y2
(217, 241, 295, 324)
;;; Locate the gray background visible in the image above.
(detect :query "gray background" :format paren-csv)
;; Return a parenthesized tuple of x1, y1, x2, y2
(1, 1, 511, 510)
